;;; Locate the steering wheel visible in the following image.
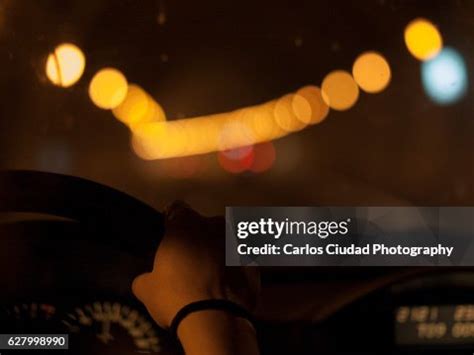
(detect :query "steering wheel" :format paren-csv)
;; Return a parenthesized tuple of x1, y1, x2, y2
(0, 170, 165, 267)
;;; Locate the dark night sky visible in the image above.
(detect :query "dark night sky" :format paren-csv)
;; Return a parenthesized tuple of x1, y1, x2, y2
(0, 0, 473, 214)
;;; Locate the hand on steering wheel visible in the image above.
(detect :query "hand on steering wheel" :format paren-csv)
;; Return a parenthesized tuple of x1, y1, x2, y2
(132, 201, 260, 329)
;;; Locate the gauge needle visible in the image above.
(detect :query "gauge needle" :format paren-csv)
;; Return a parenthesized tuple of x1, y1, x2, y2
(97, 320, 114, 344)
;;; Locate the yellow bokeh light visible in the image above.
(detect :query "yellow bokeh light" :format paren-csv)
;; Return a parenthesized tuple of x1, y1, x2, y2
(404, 18, 443, 61)
(132, 97, 291, 160)
(131, 135, 155, 160)
(352, 51, 391, 93)
(89, 68, 128, 110)
(245, 101, 285, 142)
(112, 84, 166, 129)
(293, 86, 329, 124)
(218, 120, 255, 151)
(291, 93, 312, 124)
(274, 94, 307, 132)
(321, 70, 359, 111)
(131, 90, 326, 160)
(181, 117, 218, 155)
(45, 43, 85, 87)
(133, 120, 192, 159)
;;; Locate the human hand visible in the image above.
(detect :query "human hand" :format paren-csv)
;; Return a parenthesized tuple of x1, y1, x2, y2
(132, 201, 260, 329)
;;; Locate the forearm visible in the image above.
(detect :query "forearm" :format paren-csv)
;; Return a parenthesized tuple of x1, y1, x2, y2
(177, 310, 260, 355)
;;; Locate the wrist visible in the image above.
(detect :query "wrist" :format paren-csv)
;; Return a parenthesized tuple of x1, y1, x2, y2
(154, 287, 246, 328)
(170, 299, 255, 338)
(177, 310, 257, 355)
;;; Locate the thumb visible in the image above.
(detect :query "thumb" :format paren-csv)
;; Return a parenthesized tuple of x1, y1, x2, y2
(132, 272, 153, 303)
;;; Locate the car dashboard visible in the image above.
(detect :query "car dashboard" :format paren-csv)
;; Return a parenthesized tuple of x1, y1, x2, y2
(0, 219, 179, 354)
(2, 219, 474, 354)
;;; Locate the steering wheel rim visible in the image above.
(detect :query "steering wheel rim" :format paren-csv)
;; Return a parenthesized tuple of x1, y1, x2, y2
(0, 170, 165, 259)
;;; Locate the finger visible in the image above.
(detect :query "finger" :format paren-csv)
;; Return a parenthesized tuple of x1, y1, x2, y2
(132, 272, 153, 302)
(164, 200, 198, 221)
(164, 200, 206, 236)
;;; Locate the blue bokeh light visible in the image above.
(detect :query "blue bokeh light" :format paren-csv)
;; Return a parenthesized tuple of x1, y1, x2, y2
(421, 47, 468, 105)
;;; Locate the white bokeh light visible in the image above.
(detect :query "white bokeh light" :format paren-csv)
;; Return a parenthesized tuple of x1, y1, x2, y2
(421, 47, 468, 105)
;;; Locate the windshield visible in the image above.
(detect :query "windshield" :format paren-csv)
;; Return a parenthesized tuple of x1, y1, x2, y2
(0, 0, 469, 212)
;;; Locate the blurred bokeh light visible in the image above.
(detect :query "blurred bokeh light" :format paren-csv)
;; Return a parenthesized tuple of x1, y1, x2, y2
(321, 70, 359, 111)
(131, 94, 299, 159)
(404, 18, 442, 61)
(130, 134, 155, 160)
(89, 68, 128, 109)
(221, 144, 253, 161)
(132, 86, 331, 161)
(244, 101, 285, 142)
(45, 43, 85, 87)
(274, 94, 307, 132)
(421, 47, 468, 105)
(290, 93, 312, 125)
(218, 120, 256, 151)
(218, 146, 254, 174)
(112, 84, 166, 129)
(294, 86, 329, 124)
(352, 51, 391, 93)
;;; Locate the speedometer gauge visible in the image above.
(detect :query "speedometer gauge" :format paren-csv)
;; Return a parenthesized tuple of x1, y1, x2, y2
(64, 301, 164, 354)
(1, 300, 179, 354)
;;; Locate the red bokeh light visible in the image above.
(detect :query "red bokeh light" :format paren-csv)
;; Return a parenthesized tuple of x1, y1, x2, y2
(218, 146, 254, 173)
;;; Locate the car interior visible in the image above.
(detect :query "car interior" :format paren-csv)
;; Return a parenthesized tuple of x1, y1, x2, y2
(1, 0, 473, 354)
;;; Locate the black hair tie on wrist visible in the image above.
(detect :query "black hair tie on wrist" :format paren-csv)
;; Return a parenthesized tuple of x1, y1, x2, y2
(169, 299, 256, 339)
